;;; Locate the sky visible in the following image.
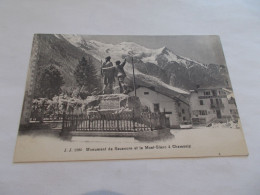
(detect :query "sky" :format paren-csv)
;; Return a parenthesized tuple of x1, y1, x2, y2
(81, 35, 227, 65)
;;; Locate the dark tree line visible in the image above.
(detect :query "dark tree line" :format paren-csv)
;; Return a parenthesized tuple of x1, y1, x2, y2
(34, 64, 64, 99)
(34, 56, 100, 100)
(74, 57, 100, 98)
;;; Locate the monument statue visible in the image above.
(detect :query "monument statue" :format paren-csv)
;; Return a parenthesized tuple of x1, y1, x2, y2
(115, 59, 127, 94)
(101, 56, 116, 94)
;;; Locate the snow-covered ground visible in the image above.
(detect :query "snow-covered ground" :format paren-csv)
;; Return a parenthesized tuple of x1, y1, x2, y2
(15, 125, 241, 144)
(14, 125, 247, 162)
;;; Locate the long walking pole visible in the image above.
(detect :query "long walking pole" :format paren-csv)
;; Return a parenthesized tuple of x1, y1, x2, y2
(100, 59, 103, 94)
(132, 57, 136, 97)
(131, 57, 137, 131)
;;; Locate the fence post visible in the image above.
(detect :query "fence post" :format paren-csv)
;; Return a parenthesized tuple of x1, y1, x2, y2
(75, 115, 78, 131)
(148, 112, 150, 131)
(132, 111, 135, 132)
(117, 114, 120, 131)
(62, 112, 65, 130)
(88, 115, 91, 131)
(102, 115, 104, 131)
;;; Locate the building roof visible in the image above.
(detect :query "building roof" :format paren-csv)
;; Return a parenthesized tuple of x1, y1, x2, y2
(132, 85, 190, 106)
(222, 88, 233, 94)
(195, 86, 231, 91)
(196, 87, 222, 90)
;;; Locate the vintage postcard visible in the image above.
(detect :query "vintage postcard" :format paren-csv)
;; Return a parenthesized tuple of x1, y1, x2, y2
(14, 34, 248, 162)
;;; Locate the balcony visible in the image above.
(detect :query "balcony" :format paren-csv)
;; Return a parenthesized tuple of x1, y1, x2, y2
(210, 103, 224, 109)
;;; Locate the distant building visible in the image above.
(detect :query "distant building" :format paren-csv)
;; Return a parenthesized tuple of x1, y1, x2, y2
(129, 86, 191, 129)
(189, 87, 239, 125)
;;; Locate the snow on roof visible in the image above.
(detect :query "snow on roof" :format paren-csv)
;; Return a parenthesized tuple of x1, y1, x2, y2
(196, 87, 225, 90)
(127, 67, 190, 96)
(222, 88, 233, 94)
(132, 85, 190, 106)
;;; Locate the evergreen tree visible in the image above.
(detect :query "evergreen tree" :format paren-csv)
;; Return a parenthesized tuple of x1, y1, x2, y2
(74, 57, 100, 98)
(35, 65, 64, 99)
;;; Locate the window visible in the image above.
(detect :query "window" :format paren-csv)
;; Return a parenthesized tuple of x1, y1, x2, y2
(219, 90, 226, 95)
(199, 110, 207, 115)
(212, 90, 217, 96)
(144, 92, 149, 95)
(193, 110, 207, 115)
(216, 98, 222, 105)
(183, 116, 186, 121)
(204, 91, 210, 95)
(182, 109, 185, 114)
(210, 99, 213, 104)
(164, 111, 172, 114)
(154, 103, 160, 112)
(200, 100, 204, 105)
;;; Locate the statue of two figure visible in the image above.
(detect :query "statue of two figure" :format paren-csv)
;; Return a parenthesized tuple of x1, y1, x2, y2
(101, 56, 127, 94)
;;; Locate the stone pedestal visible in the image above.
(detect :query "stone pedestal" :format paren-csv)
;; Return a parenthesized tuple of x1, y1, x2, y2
(85, 94, 141, 116)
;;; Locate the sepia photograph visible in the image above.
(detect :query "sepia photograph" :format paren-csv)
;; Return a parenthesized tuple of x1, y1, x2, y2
(14, 34, 248, 162)
(2, 1, 259, 194)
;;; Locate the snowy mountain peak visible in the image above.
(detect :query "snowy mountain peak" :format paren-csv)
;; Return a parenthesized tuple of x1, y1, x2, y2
(160, 46, 169, 53)
(60, 34, 207, 69)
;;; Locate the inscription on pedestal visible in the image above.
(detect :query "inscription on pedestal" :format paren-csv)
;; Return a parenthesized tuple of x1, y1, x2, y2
(99, 97, 120, 110)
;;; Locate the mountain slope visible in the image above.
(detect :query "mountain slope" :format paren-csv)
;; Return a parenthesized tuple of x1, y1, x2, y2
(60, 34, 230, 90)
(33, 34, 231, 100)
(33, 34, 102, 93)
